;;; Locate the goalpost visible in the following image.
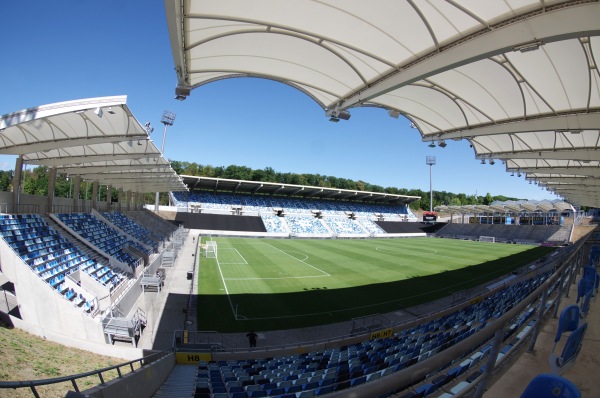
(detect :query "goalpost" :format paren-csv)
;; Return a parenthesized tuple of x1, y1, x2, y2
(205, 240, 218, 258)
(479, 236, 496, 243)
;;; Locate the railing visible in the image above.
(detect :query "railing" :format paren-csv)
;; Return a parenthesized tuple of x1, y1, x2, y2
(0, 350, 171, 398)
(5, 203, 42, 215)
(173, 330, 239, 351)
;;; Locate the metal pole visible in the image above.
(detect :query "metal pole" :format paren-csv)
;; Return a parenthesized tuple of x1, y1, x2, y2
(154, 122, 168, 211)
(154, 111, 176, 212)
(429, 164, 433, 212)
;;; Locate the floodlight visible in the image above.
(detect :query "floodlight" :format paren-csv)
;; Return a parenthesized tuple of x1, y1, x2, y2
(428, 141, 436, 148)
(511, 172, 515, 176)
(489, 159, 495, 165)
(175, 85, 191, 100)
(107, 107, 115, 114)
(161, 111, 176, 126)
(514, 40, 543, 53)
(144, 122, 154, 134)
(438, 140, 447, 148)
(94, 107, 103, 117)
(517, 172, 522, 177)
(388, 109, 401, 118)
(329, 117, 340, 123)
(480, 159, 486, 164)
(337, 111, 351, 120)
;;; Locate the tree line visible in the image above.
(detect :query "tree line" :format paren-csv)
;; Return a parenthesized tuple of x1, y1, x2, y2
(169, 161, 520, 210)
(0, 163, 520, 209)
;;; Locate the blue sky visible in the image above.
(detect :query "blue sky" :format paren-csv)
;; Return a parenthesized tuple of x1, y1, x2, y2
(0, 0, 557, 201)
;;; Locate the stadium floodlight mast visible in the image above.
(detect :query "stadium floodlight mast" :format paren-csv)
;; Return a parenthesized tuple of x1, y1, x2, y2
(426, 156, 436, 212)
(155, 110, 176, 211)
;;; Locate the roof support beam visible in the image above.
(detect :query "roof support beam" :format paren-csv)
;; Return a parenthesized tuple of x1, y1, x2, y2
(509, 167, 600, 178)
(26, 153, 161, 167)
(439, 112, 600, 140)
(478, 149, 600, 161)
(58, 164, 172, 174)
(0, 135, 148, 155)
(338, 3, 600, 110)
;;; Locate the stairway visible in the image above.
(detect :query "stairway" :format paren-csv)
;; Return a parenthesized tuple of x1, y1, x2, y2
(153, 364, 197, 398)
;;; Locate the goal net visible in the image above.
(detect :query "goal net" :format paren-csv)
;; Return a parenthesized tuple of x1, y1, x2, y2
(205, 241, 218, 258)
(479, 236, 495, 243)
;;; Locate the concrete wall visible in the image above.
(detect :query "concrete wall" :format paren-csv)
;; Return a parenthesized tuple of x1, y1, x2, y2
(0, 240, 106, 344)
(83, 353, 175, 398)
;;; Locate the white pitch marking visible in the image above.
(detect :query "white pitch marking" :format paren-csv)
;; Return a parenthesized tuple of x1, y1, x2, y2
(264, 243, 330, 276)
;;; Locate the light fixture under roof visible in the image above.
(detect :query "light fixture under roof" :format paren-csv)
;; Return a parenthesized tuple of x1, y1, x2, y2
(107, 107, 115, 114)
(514, 40, 543, 53)
(428, 141, 436, 148)
(489, 159, 495, 165)
(94, 107, 103, 117)
(438, 140, 447, 148)
(511, 172, 515, 176)
(480, 159, 486, 164)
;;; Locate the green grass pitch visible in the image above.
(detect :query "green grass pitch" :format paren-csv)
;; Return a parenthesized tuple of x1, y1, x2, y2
(197, 237, 555, 332)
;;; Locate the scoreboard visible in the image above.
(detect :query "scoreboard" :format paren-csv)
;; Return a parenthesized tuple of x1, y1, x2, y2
(423, 211, 437, 223)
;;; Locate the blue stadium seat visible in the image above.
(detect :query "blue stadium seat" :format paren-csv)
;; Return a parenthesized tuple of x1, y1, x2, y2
(520, 374, 581, 398)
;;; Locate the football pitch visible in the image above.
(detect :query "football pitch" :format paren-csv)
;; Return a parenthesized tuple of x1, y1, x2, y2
(197, 237, 555, 332)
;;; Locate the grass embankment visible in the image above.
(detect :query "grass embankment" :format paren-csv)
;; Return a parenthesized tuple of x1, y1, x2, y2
(0, 324, 127, 398)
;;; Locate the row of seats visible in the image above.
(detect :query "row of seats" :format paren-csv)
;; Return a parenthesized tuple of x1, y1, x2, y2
(194, 271, 553, 397)
(259, 214, 385, 236)
(172, 191, 417, 219)
(0, 214, 125, 311)
(56, 213, 144, 267)
(101, 211, 160, 252)
(285, 216, 330, 236)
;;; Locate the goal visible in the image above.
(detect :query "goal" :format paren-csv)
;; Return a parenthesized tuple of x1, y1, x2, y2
(205, 241, 218, 258)
(479, 236, 496, 243)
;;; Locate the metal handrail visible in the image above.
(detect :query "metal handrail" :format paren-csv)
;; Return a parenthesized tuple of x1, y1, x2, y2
(0, 350, 171, 398)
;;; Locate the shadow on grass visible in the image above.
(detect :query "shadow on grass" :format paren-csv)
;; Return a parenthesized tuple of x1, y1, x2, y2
(197, 246, 555, 332)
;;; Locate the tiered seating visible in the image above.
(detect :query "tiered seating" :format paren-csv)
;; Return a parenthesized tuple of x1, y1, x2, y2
(285, 216, 330, 236)
(356, 218, 385, 235)
(323, 217, 366, 236)
(56, 213, 144, 268)
(101, 211, 159, 253)
(437, 223, 571, 244)
(171, 191, 418, 220)
(0, 214, 124, 300)
(260, 214, 286, 233)
(194, 272, 552, 397)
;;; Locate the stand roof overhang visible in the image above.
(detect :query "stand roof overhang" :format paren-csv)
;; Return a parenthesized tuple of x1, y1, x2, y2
(436, 200, 574, 215)
(165, 0, 600, 207)
(0, 96, 187, 193)
(182, 175, 420, 205)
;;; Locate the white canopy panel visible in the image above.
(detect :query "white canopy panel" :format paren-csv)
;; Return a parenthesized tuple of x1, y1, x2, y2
(165, 0, 600, 207)
(0, 96, 187, 193)
(436, 200, 574, 214)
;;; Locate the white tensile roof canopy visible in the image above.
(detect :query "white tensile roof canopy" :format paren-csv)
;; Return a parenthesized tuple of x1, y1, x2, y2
(0, 96, 187, 193)
(165, 0, 600, 207)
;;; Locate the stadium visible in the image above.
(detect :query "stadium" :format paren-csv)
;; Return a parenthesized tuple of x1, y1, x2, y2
(1, 1, 600, 398)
